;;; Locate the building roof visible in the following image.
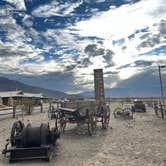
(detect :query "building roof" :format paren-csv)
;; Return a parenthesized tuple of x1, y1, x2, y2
(0, 91, 43, 98)
(23, 92, 43, 98)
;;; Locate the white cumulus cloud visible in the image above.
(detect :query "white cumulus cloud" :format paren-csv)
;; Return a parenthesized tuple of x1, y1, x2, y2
(4, 0, 26, 10)
(73, 0, 166, 40)
(32, 1, 83, 17)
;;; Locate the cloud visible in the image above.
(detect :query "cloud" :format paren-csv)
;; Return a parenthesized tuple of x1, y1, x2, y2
(137, 20, 166, 50)
(65, 0, 166, 86)
(85, 0, 106, 3)
(0, 46, 33, 57)
(3, 0, 26, 10)
(159, 20, 166, 35)
(117, 60, 153, 69)
(134, 60, 153, 67)
(78, 58, 92, 68)
(84, 43, 114, 64)
(84, 44, 104, 56)
(73, 0, 166, 40)
(0, 0, 166, 93)
(117, 67, 166, 88)
(103, 50, 114, 63)
(32, 1, 83, 18)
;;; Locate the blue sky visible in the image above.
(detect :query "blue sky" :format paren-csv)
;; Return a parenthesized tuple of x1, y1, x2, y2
(0, 0, 166, 93)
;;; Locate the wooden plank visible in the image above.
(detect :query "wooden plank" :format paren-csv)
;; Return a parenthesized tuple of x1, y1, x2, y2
(59, 107, 76, 112)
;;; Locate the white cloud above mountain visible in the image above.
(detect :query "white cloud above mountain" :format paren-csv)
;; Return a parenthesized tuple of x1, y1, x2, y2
(68, 0, 166, 88)
(0, 0, 166, 92)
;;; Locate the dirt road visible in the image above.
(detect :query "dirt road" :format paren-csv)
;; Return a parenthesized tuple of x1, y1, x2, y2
(0, 105, 166, 166)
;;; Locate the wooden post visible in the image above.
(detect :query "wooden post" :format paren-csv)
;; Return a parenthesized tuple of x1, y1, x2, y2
(159, 101, 164, 119)
(28, 104, 31, 115)
(154, 103, 158, 116)
(0, 97, 2, 105)
(76, 102, 79, 109)
(40, 102, 43, 113)
(57, 101, 59, 109)
(49, 102, 52, 113)
(13, 103, 16, 118)
(21, 106, 24, 121)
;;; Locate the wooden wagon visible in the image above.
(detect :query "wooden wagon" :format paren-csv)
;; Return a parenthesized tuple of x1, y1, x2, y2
(49, 101, 110, 135)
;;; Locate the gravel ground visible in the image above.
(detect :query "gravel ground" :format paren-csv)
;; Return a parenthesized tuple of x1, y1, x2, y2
(0, 104, 166, 166)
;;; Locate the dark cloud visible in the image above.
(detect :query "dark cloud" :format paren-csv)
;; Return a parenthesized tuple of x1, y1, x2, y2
(81, 58, 92, 67)
(137, 20, 166, 50)
(103, 50, 114, 62)
(0, 47, 32, 57)
(158, 19, 166, 35)
(134, 60, 153, 67)
(122, 46, 127, 50)
(117, 64, 131, 70)
(117, 60, 153, 70)
(139, 33, 151, 40)
(65, 64, 77, 71)
(138, 34, 161, 49)
(104, 71, 119, 75)
(84, 43, 115, 68)
(117, 69, 163, 89)
(84, 44, 104, 56)
(78, 80, 94, 86)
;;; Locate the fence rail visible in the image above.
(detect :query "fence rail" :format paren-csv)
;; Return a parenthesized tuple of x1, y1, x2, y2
(0, 103, 50, 120)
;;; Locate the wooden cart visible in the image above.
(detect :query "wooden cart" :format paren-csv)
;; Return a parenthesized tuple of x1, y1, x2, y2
(50, 101, 110, 135)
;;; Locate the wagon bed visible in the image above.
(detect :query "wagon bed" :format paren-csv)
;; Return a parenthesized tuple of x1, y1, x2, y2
(50, 101, 110, 135)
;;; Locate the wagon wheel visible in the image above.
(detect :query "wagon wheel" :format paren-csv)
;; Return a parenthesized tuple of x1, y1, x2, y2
(159, 102, 164, 119)
(48, 107, 52, 120)
(102, 106, 110, 129)
(87, 110, 96, 136)
(54, 111, 61, 132)
(59, 113, 67, 133)
(10, 121, 24, 146)
(123, 107, 133, 119)
(113, 107, 122, 118)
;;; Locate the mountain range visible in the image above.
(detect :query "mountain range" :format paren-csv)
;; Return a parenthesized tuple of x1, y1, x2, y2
(0, 77, 165, 98)
(78, 87, 165, 98)
(0, 77, 67, 98)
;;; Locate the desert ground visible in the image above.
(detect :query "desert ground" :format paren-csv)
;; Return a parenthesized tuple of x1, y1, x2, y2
(0, 103, 166, 166)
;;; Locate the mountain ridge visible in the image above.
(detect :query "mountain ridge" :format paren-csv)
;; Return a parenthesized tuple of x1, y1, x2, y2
(78, 87, 166, 98)
(0, 77, 67, 98)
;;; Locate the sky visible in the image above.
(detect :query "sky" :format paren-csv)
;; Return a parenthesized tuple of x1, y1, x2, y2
(0, 0, 166, 94)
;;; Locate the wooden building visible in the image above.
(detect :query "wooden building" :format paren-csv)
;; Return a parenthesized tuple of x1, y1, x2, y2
(0, 90, 47, 106)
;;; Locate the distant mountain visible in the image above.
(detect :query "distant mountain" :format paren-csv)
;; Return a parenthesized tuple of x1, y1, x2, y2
(0, 77, 67, 98)
(1, 77, 165, 98)
(79, 87, 166, 98)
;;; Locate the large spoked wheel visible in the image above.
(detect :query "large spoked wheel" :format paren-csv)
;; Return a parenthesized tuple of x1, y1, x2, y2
(10, 121, 24, 146)
(113, 107, 122, 118)
(59, 113, 67, 133)
(48, 107, 52, 120)
(87, 110, 96, 136)
(123, 107, 133, 119)
(54, 111, 61, 132)
(102, 106, 110, 129)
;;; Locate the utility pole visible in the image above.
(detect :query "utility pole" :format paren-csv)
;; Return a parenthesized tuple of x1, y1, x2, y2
(158, 65, 165, 106)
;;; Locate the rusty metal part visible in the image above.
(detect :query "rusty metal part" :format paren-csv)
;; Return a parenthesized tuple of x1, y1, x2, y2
(2, 121, 60, 162)
(132, 101, 146, 112)
(114, 107, 133, 119)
